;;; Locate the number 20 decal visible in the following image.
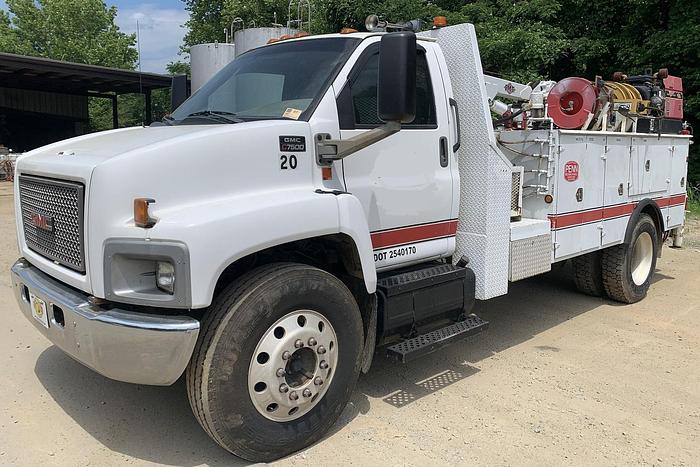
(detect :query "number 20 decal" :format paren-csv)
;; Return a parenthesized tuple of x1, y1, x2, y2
(280, 155, 298, 170)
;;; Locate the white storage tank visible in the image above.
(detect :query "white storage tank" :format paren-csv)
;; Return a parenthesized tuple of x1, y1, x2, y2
(234, 27, 298, 57)
(190, 42, 236, 92)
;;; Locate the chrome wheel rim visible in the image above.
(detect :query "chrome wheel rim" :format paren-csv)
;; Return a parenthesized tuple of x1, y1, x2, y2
(248, 310, 338, 422)
(631, 231, 653, 286)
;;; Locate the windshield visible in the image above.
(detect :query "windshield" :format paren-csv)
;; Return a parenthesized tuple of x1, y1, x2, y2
(170, 37, 360, 123)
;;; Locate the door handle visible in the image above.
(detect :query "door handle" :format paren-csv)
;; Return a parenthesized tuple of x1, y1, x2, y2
(439, 137, 448, 167)
(449, 98, 461, 152)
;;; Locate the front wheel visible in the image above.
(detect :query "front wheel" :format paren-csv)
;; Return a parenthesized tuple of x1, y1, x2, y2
(187, 263, 364, 462)
(602, 214, 658, 303)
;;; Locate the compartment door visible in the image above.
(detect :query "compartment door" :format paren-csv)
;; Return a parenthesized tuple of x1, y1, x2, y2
(628, 136, 644, 196)
(553, 134, 605, 259)
(602, 135, 632, 247)
(640, 137, 671, 195)
(667, 141, 689, 229)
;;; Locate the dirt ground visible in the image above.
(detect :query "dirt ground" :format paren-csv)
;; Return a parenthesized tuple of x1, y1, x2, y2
(0, 180, 698, 466)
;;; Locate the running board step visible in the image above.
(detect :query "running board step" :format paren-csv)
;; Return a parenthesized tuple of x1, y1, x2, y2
(386, 315, 489, 363)
(376, 262, 476, 337)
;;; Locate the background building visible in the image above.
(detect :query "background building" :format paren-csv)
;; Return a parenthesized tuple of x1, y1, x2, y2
(0, 52, 172, 153)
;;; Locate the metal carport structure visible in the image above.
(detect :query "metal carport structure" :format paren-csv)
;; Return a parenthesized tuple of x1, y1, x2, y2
(0, 52, 172, 151)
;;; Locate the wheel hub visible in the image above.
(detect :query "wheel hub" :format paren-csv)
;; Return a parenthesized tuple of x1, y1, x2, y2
(631, 231, 654, 286)
(248, 310, 338, 422)
(285, 347, 316, 388)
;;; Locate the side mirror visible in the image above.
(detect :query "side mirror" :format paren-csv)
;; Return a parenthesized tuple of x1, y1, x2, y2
(378, 32, 417, 123)
(314, 32, 416, 163)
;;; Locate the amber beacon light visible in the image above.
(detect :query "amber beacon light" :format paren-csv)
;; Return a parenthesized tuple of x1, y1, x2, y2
(433, 16, 448, 28)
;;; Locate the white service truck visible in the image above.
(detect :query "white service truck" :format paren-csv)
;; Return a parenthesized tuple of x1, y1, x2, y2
(10, 20, 690, 461)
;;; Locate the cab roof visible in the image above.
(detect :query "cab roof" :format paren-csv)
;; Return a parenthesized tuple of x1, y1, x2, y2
(264, 31, 436, 47)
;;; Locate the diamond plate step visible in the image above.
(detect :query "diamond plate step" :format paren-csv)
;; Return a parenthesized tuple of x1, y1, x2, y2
(377, 263, 465, 297)
(386, 315, 489, 363)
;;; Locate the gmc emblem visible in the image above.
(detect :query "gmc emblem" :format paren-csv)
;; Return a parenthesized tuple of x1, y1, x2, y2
(30, 213, 54, 232)
(279, 136, 306, 152)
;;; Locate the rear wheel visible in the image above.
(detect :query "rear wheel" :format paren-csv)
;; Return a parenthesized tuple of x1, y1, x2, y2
(572, 251, 605, 297)
(187, 263, 364, 462)
(602, 214, 658, 303)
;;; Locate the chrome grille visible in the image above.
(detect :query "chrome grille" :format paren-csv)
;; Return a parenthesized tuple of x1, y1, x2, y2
(19, 175, 85, 273)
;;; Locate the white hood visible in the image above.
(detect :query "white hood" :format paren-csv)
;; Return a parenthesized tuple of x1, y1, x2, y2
(17, 126, 215, 182)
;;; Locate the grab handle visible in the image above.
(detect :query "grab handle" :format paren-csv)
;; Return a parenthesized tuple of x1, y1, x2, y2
(449, 98, 461, 152)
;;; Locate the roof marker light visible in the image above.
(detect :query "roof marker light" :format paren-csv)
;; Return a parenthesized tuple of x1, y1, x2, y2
(433, 16, 447, 28)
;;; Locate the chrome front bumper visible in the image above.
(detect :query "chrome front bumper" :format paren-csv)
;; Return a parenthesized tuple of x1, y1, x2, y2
(10, 259, 200, 385)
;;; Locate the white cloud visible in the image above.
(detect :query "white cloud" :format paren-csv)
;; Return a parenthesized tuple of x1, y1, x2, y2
(116, 3, 188, 74)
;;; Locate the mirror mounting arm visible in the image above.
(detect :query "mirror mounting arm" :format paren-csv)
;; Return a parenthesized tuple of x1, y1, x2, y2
(315, 121, 401, 166)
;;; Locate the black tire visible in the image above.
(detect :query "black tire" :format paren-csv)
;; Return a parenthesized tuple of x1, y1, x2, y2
(572, 251, 605, 297)
(186, 263, 364, 462)
(602, 214, 658, 303)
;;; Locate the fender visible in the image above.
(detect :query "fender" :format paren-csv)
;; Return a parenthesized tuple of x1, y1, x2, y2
(335, 193, 377, 293)
(147, 188, 376, 308)
(625, 198, 664, 247)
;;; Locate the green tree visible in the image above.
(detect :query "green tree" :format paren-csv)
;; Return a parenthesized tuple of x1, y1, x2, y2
(167, 60, 192, 76)
(224, 0, 289, 29)
(0, 9, 23, 53)
(0, 0, 170, 130)
(311, 0, 443, 35)
(183, 0, 226, 47)
(4, 0, 137, 67)
(458, 0, 568, 83)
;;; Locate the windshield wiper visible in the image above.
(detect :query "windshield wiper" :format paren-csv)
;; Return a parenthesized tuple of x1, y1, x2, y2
(185, 110, 244, 124)
(160, 115, 175, 126)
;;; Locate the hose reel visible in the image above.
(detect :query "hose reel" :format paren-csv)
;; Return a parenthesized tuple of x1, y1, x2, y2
(546, 77, 597, 129)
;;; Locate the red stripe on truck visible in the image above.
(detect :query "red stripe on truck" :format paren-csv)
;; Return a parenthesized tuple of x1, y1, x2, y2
(371, 220, 458, 249)
(549, 194, 686, 230)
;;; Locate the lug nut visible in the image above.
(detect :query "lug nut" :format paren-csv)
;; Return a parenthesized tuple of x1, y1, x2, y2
(282, 351, 291, 360)
(289, 391, 299, 401)
(294, 339, 304, 348)
(279, 384, 289, 393)
(319, 360, 328, 370)
(308, 337, 317, 346)
(317, 345, 326, 355)
(314, 376, 323, 386)
(303, 388, 312, 398)
(276, 368, 286, 377)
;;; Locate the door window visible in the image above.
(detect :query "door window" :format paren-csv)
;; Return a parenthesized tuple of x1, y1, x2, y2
(341, 50, 437, 128)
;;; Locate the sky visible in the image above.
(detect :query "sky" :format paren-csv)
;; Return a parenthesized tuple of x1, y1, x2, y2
(0, 0, 189, 74)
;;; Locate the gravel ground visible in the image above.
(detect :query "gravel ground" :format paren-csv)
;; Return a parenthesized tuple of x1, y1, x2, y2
(0, 181, 698, 466)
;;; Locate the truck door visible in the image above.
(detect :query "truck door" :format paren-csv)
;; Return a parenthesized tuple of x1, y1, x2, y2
(337, 43, 454, 270)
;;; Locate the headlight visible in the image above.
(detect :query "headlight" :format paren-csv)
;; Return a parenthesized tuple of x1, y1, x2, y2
(156, 261, 176, 294)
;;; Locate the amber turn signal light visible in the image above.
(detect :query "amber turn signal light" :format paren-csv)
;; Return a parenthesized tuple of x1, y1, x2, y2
(134, 198, 156, 228)
(322, 166, 333, 180)
(544, 194, 554, 204)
